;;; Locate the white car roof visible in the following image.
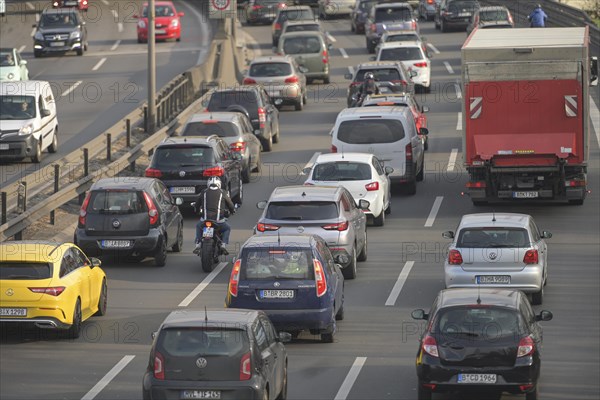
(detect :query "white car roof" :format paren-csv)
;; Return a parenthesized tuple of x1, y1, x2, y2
(458, 213, 532, 229)
(337, 105, 412, 120)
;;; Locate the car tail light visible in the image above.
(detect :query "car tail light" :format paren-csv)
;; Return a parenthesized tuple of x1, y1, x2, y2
(203, 167, 224, 177)
(422, 335, 439, 357)
(243, 77, 257, 84)
(145, 168, 162, 178)
(274, 23, 281, 30)
(448, 250, 463, 265)
(322, 221, 349, 231)
(365, 182, 379, 191)
(29, 287, 66, 296)
(466, 181, 486, 188)
(258, 107, 266, 128)
(565, 179, 586, 187)
(413, 62, 428, 68)
(53, 1, 58, 5)
(427, 0, 434, 3)
(405, 143, 412, 161)
(349, 82, 360, 87)
(154, 351, 165, 380)
(278, 2, 286, 8)
(322, 50, 328, 64)
(257, 223, 280, 232)
(230, 142, 247, 152)
(517, 336, 535, 357)
(82, 0, 88, 5)
(78, 192, 91, 227)
(143, 192, 160, 226)
(313, 259, 327, 297)
(331, 145, 337, 153)
(229, 259, 241, 297)
(252, 5, 262, 10)
(523, 250, 539, 265)
(285, 76, 299, 83)
(240, 352, 252, 380)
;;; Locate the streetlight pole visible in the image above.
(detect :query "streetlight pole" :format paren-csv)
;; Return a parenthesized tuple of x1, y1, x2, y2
(147, 0, 156, 133)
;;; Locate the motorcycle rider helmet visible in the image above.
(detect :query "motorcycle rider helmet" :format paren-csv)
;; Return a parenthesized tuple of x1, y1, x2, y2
(536, 3, 542, 8)
(207, 176, 222, 189)
(364, 72, 374, 81)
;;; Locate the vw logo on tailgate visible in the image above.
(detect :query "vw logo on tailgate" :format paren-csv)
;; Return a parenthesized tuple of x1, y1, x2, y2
(196, 358, 207, 368)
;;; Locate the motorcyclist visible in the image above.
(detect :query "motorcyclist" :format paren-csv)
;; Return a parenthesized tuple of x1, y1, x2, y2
(528, 4, 547, 28)
(193, 177, 235, 255)
(355, 72, 380, 106)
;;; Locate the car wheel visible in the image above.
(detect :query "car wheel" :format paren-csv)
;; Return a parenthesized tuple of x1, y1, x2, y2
(569, 199, 584, 205)
(67, 299, 82, 339)
(323, 76, 330, 84)
(525, 386, 538, 400)
(176, 36, 181, 42)
(77, 47, 84, 56)
(294, 96, 303, 111)
(335, 295, 345, 321)
(31, 139, 42, 163)
(385, 198, 391, 215)
(48, 129, 58, 153)
(154, 237, 167, 267)
(441, 19, 447, 32)
(351, 22, 355, 33)
(262, 134, 273, 152)
(531, 285, 543, 305)
(417, 383, 432, 400)
(373, 209, 385, 226)
(242, 165, 251, 183)
(424, 137, 429, 151)
(416, 159, 424, 182)
(276, 363, 288, 400)
(252, 153, 262, 173)
(94, 279, 108, 316)
(404, 179, 417, 195)
(34, 50, 42, 58)
(172, 223, 183, 252)
(232, 178, 243, 204)
(342, 247, 357, 280)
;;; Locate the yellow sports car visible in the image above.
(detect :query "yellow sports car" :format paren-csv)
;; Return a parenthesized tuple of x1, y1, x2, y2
(0, 241, 107, 338)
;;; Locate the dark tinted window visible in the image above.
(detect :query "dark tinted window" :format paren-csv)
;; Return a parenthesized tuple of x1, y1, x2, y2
(448, 0, 479, 12)
(0, 262, 51, 279)
(241, 248, 314, 280)
(142, 5, 175, 17)
(434, 306, 524, 338)
(282, 36, 322, 54)
(159, 328, 249, 357)
(280, 9, 314, 22)
(479, 9, 509, 21)
(313, 162, 372, 181)
(337, 119, 405, 144)
(40, 12, 78, 27)
(151, 146, 214, 168)
(249, 62, 292, 77)
(181, 121, 239, 138)
(375, 7, 412, 21)
(380, 47, 424, 61)
(88, 190, 146, 214)
(266, 201, 338, 220)
(207, 91, 259, 116)
(285, 24, 320, 33)
(355, 68, 401, 83)
(457, 228, 531, 248)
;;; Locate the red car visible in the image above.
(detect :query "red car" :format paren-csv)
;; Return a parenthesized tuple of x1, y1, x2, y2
(135, 1, 184, 43)
(52, 0, 88, 11)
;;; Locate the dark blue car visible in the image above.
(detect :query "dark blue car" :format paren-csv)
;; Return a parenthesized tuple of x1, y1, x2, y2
(225, 234, 345, 343)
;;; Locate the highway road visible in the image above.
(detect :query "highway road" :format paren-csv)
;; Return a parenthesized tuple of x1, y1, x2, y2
(1, 4, 600, 400)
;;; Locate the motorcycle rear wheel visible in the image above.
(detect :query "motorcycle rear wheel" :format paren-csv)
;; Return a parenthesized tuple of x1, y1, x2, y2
(201, 240, 216, 272)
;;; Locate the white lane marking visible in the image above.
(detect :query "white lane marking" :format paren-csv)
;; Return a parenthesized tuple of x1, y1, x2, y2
(36, 13, 40, 22)
(443, 61, 454, 74)
(61, 81, 82, 97)
(347, 66, 354, 76)
(92, 57, 107, 71)
(101, 0, 109, 5)
(385, 261, 415, 306)
(111, 9, 118, 19)
(110, 40, 121, 51)
(427, 43, 440, 54)
(425, 196, 444, 228)
(30, 27, 36, 37)
(447, 148, 458, 172)
(334, 357, 367, 400)
(178, 262, 228, 307)
(590, 95, 600, 147)
(18, 45, 26, 53)
(327, 33, 337, 43)
(339, 48, 348, 59)
(80, 355, 135, 400)
(26, 2, 35, 10)
(454, 82, 462, 99)
(118, 22, 124, 33)
(456, 112, 462, 131)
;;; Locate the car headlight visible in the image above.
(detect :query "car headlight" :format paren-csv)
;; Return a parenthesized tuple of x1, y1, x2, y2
(34, 31, 44, 41)
(19, 124, 34, 136)
(138, 20, 146, 28)
(70, 31, 81, 39)
(7, 73, 14, 80)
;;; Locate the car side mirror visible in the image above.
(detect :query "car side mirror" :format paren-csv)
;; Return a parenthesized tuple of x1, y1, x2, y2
(20, 60, 28, 66)
(257, 200, 267, 209)
(410, 70, 418, 78)
(328, 42, 333, 49)
(384, 166, 394, 175)
(174, 197, 183, 206)
(536, 310, 553, 322)
(334, 254, 349, 265)
(419, 127, 429, 136)
(274, 98, 284, 106)
(151, 331, 157, 339)
(358, 199, 370, 210)
(344, 73, 353, 80)
(179, 12, 185, 17)
(272, 46, 278, 53)
(590, 56, 598, 86)
(278, 332, 292, 343)
(90, 257, 102, 268)
(541, 231, 552, 239)
(411, 309, 428, 320)
(442, 231, 454, 239)
(302, 166, 312, 175)
(41, 109, 51, 117)
(422, 105, 429, 113)
(369, 56, 376, 61)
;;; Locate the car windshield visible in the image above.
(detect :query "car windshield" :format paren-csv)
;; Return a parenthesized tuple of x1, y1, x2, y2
(282, 36, 322, 54)
(379, 47, 424, 61)
(433, 307, 525, 338)
(480, 10, 509, 21)
(375, 7, 412, 22)
(142, 5, 175, 17)
(355, 68, 401, 82)
(241, 248, 315, 280)
(280, 9, 314, 22)
(337, 119, 405, 144)
(39, 12, 77, 27)
(0, 52, 16, 67)
(249, 62, 292, 77)
(457, 228, 531, 248)
(0, 95, 36, 119)
(266, 201, 338, 220)
(313, 162, 372, 181)
(385, 33, 419, 42)
(152, 146, 214, 168)
(181, 121, 239, 138)
(0, 262, 52, 280)
(448, 1, 478, 12)
(285, 24, 320, 33)
(88, 190, 146, 214)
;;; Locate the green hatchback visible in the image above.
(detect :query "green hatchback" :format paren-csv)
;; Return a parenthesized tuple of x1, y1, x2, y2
(276, 31, 331, 84)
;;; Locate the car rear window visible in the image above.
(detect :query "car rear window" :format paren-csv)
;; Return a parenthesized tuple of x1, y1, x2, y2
(241, 248, 315, 280)
(355, 68, 401, 83)
(88, 190, 146, 214)
(266, 201, 338, 220)
(285, 24, 320, 33)
(375, 7, 412, 22)
(249, 62, 292, 77)
(280, 9, 314, 21)
(39, 12, 78, 27)
(337, 119, 405, 144)
(434, 307, 525, 338)
(385, 33, 419, 42)
(457, 228, 531, 248)
(448, 0, 478, 12)
(181, 121, 239, 138)
(282, 36, 322, 54)
(379, 47, 424, 61)
(479, 10, 509, 21)
(207, 91, 259, 116)
(0, 262, 52, 280)
(158, 327, 249, 357)
(151, 146, 214, 168)
(313, 162, 372, 181)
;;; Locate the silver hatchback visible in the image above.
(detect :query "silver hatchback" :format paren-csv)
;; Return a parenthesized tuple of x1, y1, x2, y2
(442, 213, 552, 305)
(255, 185, 369, 280)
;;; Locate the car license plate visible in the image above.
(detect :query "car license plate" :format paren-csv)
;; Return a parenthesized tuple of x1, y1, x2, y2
(181, 390, 221, 399)
(50, 41, 65, 47)
(261, 289, 295, 299)
(458, 373, 497, 384)
(477, 275, 510, 284)
(0, 144, 9, 150)
(65, 1, 77, 5)
(202, 227, 214, 238)
(170, 186, 195, 194)
(0, 308, 27, 317)
(513, 191, 538, 198)
(265, 13, 276, 19)
(155, 30, 166, 35)
(458, 12, 471, 17)
(101, 240, 131, 249)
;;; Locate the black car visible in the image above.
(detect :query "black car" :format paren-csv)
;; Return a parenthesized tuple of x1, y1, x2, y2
(434, 0, 480, 32)
(411, 288, 553, 400)
(145, 136, 244, 205)
(205, 86, 281, 152)
(74, 177, 184, 267)
(143, 309, 291, 400)
(33, 8, 88, 57)
(350, 0, 377, 34)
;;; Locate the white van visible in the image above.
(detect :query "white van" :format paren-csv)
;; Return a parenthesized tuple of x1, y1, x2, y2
(330, 106, 426, 194)
(0, 80, 58, 163)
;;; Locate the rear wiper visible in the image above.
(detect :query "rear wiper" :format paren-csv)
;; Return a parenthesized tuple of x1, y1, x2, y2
(280, 216, 303, 220)
(444, 331, 480, 337)
(179, 164, 197, 167)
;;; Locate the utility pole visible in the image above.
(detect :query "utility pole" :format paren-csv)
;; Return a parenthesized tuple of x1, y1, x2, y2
(147, 0, 156, 133)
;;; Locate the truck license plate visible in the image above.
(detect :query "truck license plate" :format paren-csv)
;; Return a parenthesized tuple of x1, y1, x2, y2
(513, 191, 538, 198)
(458, 373, 497, 384)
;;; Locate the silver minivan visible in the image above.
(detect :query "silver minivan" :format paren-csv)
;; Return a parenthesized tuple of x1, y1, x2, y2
(276, 31, 331, 84)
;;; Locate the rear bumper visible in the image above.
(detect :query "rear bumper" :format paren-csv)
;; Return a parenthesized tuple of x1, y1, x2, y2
(444, 265, 543, 293)
(442, 17, 471, 28)
(260, 307, 333, 332)
(74, 229, 162, 257)
(143, 373, 265, 400)
(0, 316, 70, 329)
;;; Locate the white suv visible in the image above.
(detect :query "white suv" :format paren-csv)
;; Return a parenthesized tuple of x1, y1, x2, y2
(375, 41, 431, 92)
(330, 106, 426, 194)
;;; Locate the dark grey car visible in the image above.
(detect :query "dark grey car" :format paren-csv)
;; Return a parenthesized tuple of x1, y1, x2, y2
(33, 8, 88, 57)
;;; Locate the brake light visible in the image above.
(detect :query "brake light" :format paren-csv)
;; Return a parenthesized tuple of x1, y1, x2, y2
(390, 80, 408, 86)
(29, 287, 66, 296)
(79, 192, 91, 227)
(277, 2, 286, 8)
(143, 192, 159, 226)
(405, 143, 412, 161)
(205, 221, 212, 227)
(240, 352, 252, 380)
(203, 167, 224, 177)
(313, 259, 327, 297)
(517, 336, 535, 357)
(350, 82, 360, 87)
(322, 221, 348, 231)
(448, 250, 463, 265)
(274, 23, 281, 30)
(258, 107, 266, 128)
(410, 21, 417, 30)
(243, 77, 257, 84)
(229, 259, 241, 297)
(422, 335, 439, 357)
(331, 145, 337, 153)
(154, 351, 165, 380)
(230, 142, 247, 152)
(257, 223, 280, 232)
(523, 250, 538, 265)
(466, 181, 486, 188)
(252, 5, 262, 10)
(322, 50, 328, 64)
(565, 179, 586, 187)
(365, 182, 379, 191)
(285, 76, 299, 83)
(427, 0, 434, 3)
(145, 168, 162, 178)
(413, 62, 428, 68)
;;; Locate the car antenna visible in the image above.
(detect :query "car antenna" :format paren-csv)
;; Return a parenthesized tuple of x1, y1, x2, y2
(492, 210, 496, 222)
(204, 306, 208, 323)
(341, 145, 344, 159)
(277, 229, 281, 246)
(477, 284, 482, 305)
